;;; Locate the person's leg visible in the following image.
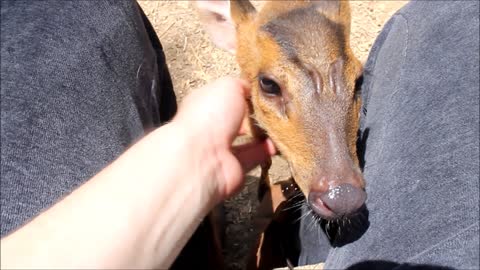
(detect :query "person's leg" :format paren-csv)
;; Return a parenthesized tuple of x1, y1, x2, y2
(299, 1, 479, 269)
(1, 0, 176, 236)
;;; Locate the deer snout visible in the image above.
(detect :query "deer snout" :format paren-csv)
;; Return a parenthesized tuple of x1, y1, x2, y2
(307, 167, 367, 219)
(303, 127, 366, 219)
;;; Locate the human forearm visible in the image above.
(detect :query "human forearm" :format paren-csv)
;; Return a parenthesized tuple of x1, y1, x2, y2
(1, 123, 213, 269)
(0, 77, 274, 269)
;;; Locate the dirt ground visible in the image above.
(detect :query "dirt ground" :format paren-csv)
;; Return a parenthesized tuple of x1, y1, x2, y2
(137, 1, 407, 269)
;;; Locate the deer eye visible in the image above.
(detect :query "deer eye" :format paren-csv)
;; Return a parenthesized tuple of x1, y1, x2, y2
(354, 75, 363, 99)
(259, 75, 281, 96)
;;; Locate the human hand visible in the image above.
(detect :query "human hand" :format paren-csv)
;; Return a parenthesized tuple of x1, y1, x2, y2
(0, 77, 275, 270)
(173, 77, 276, 203)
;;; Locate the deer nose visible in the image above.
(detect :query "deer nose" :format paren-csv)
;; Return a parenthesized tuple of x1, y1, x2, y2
(308, 184, 366, 219)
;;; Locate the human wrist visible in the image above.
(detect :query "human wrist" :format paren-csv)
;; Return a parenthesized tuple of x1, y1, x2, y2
(166, 119, 225, 205)
(98, 122, 218, 268)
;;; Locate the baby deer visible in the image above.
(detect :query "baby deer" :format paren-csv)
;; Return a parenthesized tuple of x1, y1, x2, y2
(199, 0, 366, 220)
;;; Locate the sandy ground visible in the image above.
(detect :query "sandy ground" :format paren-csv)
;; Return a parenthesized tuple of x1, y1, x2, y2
(137, 1, 408, 269)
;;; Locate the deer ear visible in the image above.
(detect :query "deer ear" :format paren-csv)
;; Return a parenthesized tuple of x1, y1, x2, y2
(311, 0, 341, 13)
(195, 0, 237, 54)
(230, 0, 256, 25)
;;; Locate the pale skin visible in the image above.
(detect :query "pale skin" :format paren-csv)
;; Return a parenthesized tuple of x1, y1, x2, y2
(0, 77, 276, 269)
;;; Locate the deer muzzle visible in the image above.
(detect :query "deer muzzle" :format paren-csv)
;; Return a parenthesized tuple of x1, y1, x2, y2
(305, 127, 366, 219)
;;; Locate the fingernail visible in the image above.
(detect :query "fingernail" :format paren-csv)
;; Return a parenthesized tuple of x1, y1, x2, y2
(264, 138, 277, 156)
(237, 78, 251, 97)
(238, 78, 250, 88)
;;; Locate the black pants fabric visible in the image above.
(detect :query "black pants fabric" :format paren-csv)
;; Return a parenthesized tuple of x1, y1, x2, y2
(299, 1, 479, 269)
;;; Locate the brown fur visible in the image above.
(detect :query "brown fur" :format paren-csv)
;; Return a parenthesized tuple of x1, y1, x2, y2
(193, 1, 365, 269)
(231, 0, 364, 196)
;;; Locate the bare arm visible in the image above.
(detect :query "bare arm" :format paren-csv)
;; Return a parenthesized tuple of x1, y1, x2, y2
(0, 77, 275, 269)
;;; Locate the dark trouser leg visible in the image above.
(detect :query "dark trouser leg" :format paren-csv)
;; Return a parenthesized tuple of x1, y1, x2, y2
(1, 0, 176, 236)
(0, 1, 220, 268)
(299, 1, 479, 269)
